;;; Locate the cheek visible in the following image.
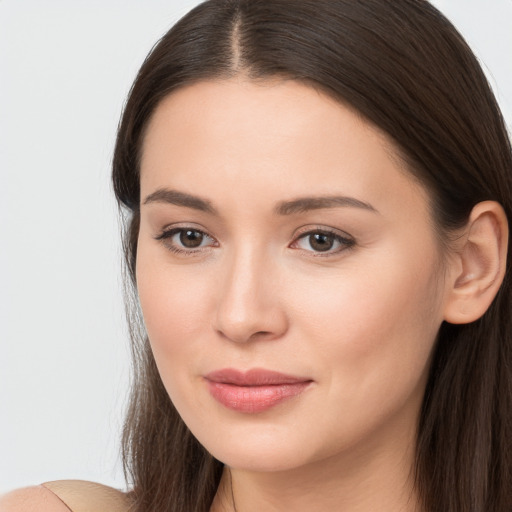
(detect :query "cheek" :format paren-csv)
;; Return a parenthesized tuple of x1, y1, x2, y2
(135, 245, 215, 373)
(136, 258, 220, 425)
(138, 272, 210, 340)
(287, 249, 444, 400)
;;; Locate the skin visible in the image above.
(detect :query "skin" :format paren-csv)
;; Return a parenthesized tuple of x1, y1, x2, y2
(136, 78, 459, 512)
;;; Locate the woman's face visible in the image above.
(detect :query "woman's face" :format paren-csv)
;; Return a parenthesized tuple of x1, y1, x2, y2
(136, 78, 450, 472)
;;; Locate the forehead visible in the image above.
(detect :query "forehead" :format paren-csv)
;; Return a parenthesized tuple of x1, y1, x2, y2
(139, 78, 429, 219)
(141, 78, 387, 168)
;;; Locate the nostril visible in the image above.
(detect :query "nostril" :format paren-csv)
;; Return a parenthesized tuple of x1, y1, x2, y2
(213, 282, 289, 343)
(215, 327, 278, 344)
(249, 331, 273, 341)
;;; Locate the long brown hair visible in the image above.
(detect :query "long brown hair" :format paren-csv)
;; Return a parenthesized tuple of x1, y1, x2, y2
(112, 1, 512, 510)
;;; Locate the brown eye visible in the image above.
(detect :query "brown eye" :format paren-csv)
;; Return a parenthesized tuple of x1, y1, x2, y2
(294, 229, 355, 255)
(180, 230, 204, 248)
(308, 233, 335, 252)
(155, 227, 216, 255)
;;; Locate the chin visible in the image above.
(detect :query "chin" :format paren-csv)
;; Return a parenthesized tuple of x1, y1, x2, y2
(211, 442, 312, 473)
(188, 419, 323, 473)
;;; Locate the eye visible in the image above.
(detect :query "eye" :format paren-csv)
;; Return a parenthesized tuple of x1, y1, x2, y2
(292, 229, 355, 255)
(155, 227, 216, 255)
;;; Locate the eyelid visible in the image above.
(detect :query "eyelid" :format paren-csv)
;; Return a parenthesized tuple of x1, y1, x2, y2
(154, 225, 217, 255)
(290, 226, 356, 256)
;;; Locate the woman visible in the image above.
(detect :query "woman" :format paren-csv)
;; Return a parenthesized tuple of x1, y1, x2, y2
(2, 0, 511, 511)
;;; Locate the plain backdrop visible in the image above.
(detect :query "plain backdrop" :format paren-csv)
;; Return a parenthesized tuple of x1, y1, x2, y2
(1, 0, 511, 494)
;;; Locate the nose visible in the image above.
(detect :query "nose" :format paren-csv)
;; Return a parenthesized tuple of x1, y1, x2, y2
(213, 247, 289, 344)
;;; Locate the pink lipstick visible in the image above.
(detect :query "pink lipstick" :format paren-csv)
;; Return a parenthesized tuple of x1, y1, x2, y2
(204, 368, 312, 413)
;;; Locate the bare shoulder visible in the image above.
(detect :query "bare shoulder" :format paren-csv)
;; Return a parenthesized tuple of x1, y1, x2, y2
(0, 485, 71, 512)
(42, 480, 132, 512)
(0, 481, 132, 512)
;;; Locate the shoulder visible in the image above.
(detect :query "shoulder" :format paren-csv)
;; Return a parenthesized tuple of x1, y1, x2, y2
(0, 481, 132, 512)
(0, 485, 70, 512)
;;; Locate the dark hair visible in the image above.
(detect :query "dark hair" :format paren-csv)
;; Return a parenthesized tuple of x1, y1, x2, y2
(112, 1, 512, 511)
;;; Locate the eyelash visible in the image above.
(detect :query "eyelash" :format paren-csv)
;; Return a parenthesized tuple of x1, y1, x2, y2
(155, 228, 218, 256)
(292, 228, 356, 256)
(154, 226, 356, 258)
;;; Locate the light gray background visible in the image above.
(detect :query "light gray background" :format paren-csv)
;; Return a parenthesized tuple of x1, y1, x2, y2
(1, 0, 511, 494)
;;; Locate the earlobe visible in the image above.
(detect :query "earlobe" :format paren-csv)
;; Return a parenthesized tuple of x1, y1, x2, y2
(443, 201, 509, 325)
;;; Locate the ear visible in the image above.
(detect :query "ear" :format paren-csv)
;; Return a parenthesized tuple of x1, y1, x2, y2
(443, 201, 509, 324)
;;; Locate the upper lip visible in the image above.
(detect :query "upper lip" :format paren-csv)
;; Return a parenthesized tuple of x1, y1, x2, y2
(204, 368, 312, 386)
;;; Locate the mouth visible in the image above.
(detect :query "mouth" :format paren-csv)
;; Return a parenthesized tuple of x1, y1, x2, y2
(204, 368, 313, 413)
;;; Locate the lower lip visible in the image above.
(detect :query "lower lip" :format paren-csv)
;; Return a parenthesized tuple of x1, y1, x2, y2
(206, 380, 311, 413)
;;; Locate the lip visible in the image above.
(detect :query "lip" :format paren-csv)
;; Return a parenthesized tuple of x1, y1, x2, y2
(204, 368, 313, 413)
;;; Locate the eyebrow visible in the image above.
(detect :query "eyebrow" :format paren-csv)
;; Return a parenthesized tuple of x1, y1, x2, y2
(274, 195, 378, 215)
(143, 188, 378, 215)
(143, 188, 217, 214)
